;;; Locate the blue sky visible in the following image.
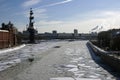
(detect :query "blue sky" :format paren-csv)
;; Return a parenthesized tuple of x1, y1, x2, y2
(1, 0, 120, 33)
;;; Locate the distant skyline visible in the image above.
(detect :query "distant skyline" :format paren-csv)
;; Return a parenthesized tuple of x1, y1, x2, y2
(1, 0, 120, 33)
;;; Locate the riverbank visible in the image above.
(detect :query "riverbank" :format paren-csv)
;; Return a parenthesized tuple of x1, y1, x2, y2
(87, 41, 120, 72)
(0, 44, 26, 54)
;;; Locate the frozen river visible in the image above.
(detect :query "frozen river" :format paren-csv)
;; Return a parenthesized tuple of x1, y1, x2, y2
(0, 40, 119, 80)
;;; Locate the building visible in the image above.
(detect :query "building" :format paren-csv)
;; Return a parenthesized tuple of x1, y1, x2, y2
(0, 30, 9, 48)
(0, 22, 18, 49)
(36, 29, 93, 40)
(52, 30, 58, 39)
(74, 29, 79, 38)
(58, 33, 73, 39)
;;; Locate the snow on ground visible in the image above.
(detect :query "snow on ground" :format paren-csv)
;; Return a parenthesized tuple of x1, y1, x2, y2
(0, 44, 25, 54)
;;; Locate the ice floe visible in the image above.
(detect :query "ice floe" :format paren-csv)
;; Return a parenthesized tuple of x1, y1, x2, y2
(0, 58, 21, 71)
(68, 67, 78, 72)
(50, 77, 101, 80)
(65, 65, 77, 68)
(70, 57, 83, 63)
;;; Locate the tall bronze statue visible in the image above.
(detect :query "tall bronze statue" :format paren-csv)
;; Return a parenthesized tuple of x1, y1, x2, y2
(27, 8, 35, 43)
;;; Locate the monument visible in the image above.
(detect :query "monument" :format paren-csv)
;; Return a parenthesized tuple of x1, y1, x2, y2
(27, 8, 35, 43)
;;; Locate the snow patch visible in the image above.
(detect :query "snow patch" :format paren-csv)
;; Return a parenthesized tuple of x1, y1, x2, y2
(77, 64, 91, 68)
(0, 44, 25, 54)
(74, 73, 84, 77)
(50, 77, 73, 80)
(75, 78, 101, 80)
(68, 67, 78, 72)
(70, 57, 83, 63)
(89, 75, 99, 78)
(65, 65, 77, 68)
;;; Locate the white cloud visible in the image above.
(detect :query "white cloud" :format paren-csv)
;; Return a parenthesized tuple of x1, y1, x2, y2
(34, 0, 73, 10)
(34, 9, 47, 19)
(35, 20, 63, 26)
(96, 11, 120, 29)
(17, 9, 120, 33)
(22, 8, 47, 19)
(35, 20, 64, 33)
(44, 0, 73, 7)
(34, 10, 120, 33)
(66, 10, 120, 29)
(22, 0, 41, 7)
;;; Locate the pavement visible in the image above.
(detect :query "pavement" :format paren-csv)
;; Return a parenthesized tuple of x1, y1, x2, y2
(0, 40, 119, 80)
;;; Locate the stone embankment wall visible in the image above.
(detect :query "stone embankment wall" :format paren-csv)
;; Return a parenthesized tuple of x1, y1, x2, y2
(87, 41, 120, 72)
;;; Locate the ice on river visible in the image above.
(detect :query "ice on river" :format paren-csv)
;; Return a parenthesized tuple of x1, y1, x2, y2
(0, 58, 21, 71)
(53, 41, 116, 80)
(50, 77, 101, 80)
(0, 40, 118, 80)
(0, 41, 60, 72)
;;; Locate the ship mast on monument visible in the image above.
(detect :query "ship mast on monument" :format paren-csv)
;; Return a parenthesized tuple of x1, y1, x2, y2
(27, 8, 36, 43)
